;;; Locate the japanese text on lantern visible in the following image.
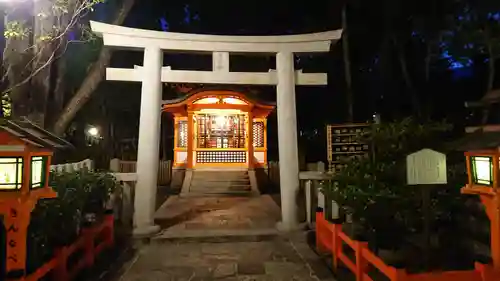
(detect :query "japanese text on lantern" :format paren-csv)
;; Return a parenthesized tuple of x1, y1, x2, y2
(7, 207, 20, 265)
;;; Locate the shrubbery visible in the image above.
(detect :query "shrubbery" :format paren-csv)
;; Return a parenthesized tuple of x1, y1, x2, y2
(24, 171, 120, 274)
(323, 119, 479, 271)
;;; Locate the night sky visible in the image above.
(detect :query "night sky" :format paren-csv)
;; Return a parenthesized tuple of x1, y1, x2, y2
(79, 0, 497, 162)
(91, 0, 345, 162)
(14, 0, 495, 163)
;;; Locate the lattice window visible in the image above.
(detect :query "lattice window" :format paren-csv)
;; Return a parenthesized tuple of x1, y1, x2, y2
(253, 121, 264, 147)
(196, 151, 246, 163)
(196, 114, 246, 148)
(177, 120, 188, 148)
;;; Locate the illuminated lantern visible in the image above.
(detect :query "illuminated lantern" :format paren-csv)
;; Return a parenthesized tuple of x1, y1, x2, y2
(0, 118, 72, 279)
(459, 130, 500, 272)
(469, 155, 494, 186)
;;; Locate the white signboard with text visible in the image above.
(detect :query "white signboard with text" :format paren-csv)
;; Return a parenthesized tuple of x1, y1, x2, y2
(406, 149, 447, 185)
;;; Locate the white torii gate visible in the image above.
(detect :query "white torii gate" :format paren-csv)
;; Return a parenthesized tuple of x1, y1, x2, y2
(90, 21, 342, 236)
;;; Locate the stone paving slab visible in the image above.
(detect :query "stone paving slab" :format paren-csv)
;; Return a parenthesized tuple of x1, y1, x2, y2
(112, 195, 336, 280)
(118, 235, 336, 281)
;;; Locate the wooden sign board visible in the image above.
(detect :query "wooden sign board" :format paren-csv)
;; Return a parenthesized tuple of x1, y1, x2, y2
(406, 149, 447, 185)
(327, 123, 370, 173)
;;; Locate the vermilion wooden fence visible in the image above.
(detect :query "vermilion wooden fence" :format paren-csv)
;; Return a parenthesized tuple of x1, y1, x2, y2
(315, 211, 500, 281)
(18, 215, 114, 281)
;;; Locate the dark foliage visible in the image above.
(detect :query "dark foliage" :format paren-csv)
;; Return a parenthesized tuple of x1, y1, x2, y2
(24, 171, 119, 274)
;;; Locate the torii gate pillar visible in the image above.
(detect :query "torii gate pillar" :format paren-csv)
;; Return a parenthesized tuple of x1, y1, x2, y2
(133, 47, 163, 236)
(276, 52, 300, 231)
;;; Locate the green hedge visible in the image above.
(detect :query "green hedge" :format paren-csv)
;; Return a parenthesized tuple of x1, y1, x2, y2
(23, 171, 120, 274)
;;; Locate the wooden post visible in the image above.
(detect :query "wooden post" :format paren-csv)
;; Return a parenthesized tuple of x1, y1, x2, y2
(105, 214, 115, 246)
(316, 212, 327, 254)
(82, 228, 95, 267)
(422, 185, 432, 270)
(493, 155, 499, 189)
(305, 180, 313, 226)
(465, 156, 472, 185)
(355, 242, 369, 281)
(332, 223, 340, 270)
(53, 248, 69, 280)
(488, 195, 500, 269)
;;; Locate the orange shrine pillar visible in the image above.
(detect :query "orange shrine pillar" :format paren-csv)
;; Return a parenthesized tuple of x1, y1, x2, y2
(247, 111, 254, 169)
(2, 198, 37, 279)
(482, 194, 500, 269)
(187, 111, 194, 169)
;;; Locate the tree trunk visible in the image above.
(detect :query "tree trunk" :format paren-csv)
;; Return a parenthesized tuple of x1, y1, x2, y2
(342, 6, 354, 123)
(3, 2, 34, 120)
(487, 46, 496, 92)
(393, 36, 421, 117)
(481, 44, 496, 125)
(29, 0, 55, 127)
(47, 1, 74, 127)
(424, 43, 432, 84)
(49, 54, 67, 122)
(422, 40, 435, 118)
(52, 0, 135, 135)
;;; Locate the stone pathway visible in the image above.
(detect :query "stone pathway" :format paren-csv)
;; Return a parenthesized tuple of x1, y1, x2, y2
(112, 195, 335, 281)
(119, 235, 334, 281)
(154, 195, 281, 239)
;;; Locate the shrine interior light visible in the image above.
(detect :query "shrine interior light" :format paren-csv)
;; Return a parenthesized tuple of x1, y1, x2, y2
(215, 115, 226, 128)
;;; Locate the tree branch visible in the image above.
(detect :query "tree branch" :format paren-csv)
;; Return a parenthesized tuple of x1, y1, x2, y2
(2, 0, 101, 96)
(53, 0, 136, 135)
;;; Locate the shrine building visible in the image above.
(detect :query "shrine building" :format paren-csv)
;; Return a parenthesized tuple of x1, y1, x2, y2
(163, 88, 274, 170)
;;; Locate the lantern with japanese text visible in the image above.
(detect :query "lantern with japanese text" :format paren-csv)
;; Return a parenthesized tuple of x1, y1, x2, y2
(0, 118, 72, 279)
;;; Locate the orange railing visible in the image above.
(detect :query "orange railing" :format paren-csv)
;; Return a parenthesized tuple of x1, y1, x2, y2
(18, 214, 114, 281)
(315, 211, 500, 281)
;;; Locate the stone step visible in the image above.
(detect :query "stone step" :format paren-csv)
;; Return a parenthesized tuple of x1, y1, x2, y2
(190, 180, 250, 186)
(187, 171, 253, 196)
(192, 171, 248, 178)
(181, 191, 255, 198)
(191, 175, 250, 181)
(190, 185, 251, 192)
(192, 176, 249, 182)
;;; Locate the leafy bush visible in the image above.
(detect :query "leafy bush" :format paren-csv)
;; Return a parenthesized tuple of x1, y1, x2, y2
(323, 118, 469, 254)
(26, 171, 120, 274)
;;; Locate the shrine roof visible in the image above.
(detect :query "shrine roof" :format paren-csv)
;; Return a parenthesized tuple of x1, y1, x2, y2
(0, 118, 73, 149)
(162, 87, 276, 107)
(451, 130, 500, 151)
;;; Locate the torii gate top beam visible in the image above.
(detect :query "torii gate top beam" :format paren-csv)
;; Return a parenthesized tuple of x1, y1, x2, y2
(90, 21, 342, 53)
